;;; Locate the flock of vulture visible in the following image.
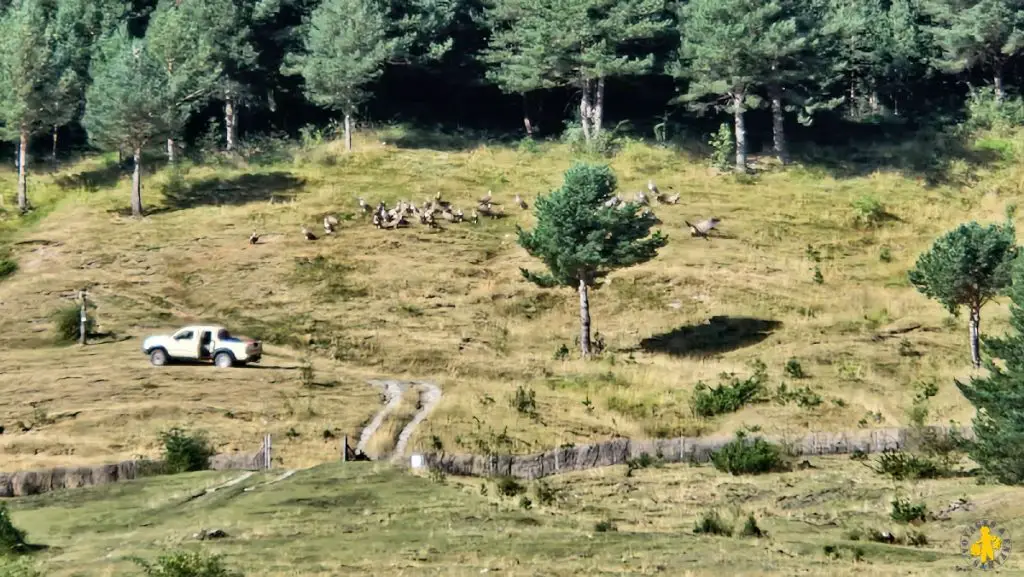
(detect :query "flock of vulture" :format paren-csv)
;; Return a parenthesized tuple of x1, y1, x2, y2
(247, 179, 721, 244)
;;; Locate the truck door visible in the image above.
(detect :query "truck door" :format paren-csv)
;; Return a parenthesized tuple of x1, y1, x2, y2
(199, 331, 213, 359)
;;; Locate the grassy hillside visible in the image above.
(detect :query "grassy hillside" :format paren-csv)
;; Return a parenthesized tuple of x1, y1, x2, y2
(4, 457, 1019, 576)
(1, 127, 1021, 470)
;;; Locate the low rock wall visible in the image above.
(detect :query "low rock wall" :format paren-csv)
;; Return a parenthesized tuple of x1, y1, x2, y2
(0, 450, 263, 498)
(421, 426, 973, 480)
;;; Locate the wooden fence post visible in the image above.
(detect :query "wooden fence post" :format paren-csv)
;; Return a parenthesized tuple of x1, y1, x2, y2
(78, 289, 88, 346)
(341, 435, 348, 462)
(263, 434, 272, 470)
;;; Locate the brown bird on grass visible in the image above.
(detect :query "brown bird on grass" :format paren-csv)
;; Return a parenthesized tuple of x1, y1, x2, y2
(684, 217, 721, 240)
(302, 226, 318, 241)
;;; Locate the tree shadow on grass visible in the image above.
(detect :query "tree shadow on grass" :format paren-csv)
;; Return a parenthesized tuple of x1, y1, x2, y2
(789, 118, 1005, 186)
(383, 126, 515, 151)
(161, 171, 304, 212)
(54, 160, 125, 192)
(635, 316, 782, 358)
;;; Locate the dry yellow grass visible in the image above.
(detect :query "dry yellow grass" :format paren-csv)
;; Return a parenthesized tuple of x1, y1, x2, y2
(0, 127, 1020, 470)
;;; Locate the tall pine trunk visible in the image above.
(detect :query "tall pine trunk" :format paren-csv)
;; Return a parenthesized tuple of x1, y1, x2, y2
(130, 147, 143, 218)
(579, 79, 592, 141)
(578, 278, 592, 357)
(522, 93, 533, 135)
(732, 91, 747, 172)
(51, 125, 58, 162)
(994, 67, 1005, 102)
(769, 85, 789, 165)
(969, 306, 981, 369)
(16, 128, 28, 213)
(224, 95, 238, 151)
(166, 138, 176, 163)
(343, 113, 353, 152)
(592, 77, 605, 138)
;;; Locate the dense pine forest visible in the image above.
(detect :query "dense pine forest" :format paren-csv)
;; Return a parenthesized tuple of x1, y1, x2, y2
(0, 0, 1022, 205)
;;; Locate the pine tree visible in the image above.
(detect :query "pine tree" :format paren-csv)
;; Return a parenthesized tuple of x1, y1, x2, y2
(924, 0, 1024, 101)
(481, 0, 669, 143)
(958, 254, 1024, 484)
(517, 163, 667, 357)
(815, 0, 935, 118)
(672, 0, 813, 170)
(82, 29, 175, 218)
(284, 0, 398, 151)
(145, 0, 224, 161)
(908, 219, 1017, 368)
(0, 0, 56, 213)
(43, 0, 130, 161)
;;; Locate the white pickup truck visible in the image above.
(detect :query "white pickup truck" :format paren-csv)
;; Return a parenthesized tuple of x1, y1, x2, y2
(142, 325, 262, 368)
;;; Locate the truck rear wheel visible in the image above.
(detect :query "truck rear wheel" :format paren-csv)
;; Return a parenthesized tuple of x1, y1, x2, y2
(214, 351, 234, 368)
(149, 349, 168, 366)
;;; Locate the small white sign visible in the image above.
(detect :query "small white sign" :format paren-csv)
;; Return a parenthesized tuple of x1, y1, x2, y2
(410, 454, 424, 469)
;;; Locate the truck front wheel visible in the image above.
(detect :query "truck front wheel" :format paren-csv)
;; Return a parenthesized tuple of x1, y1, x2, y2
(214, 351, 234, 368)
(149, 349, 168, 366)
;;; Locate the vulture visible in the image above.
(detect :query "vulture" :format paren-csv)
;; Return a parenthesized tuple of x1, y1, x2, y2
(657, 192, 680, 204)
(302, 226, 318, 241)
(358, 198, 370, 213)
(479, 190, 492, 204)
(249, 231, 260, 245)
(685, 217, 721, 240)
(647, 179, 659, 196)
(514, 194, 528, 210)
(323, 215, 339, 235)
(634, 190, 649, 205)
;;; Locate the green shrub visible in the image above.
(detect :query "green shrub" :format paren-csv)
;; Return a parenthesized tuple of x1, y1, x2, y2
(0, 256, 16, 281)
(963, 87, 1024, 134)
(906, 529, 929, 547)
(159, 427, 215, 474)
(690, 361, 768, 418)
(739, 514, 764, 538)
(594, 519, 617, 532)
(51, 304, 94, 343)
(869, 450, 943, 481)
(510, 386, 537, 417)
(710, 432, 789, 475)
(534, 481, 560, 506)
(851, 194, 887, 228)
(890, 498, 927, 524)
(0, 504, 28, 555)
(693, 510, 732, 536)
(783, 358, 805, 379)
(132, 551, 243, 577)
(708, 122, 733, 171)
(625, 452, 661, 477)
(495, 476, 525, 498)
(774, 383, 822, 408)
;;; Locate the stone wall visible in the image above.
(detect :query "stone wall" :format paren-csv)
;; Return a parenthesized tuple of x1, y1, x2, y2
(0, 450, 264, 498)
(421, 426, 973, 480)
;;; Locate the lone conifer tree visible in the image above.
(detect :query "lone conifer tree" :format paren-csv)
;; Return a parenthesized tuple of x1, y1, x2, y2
(284, 0, 397, 151)
(958, 254, 1024, 484)
(82, 29, 174, 217)
(908, 218, 1017, 368)
(517, 163, 667, 357)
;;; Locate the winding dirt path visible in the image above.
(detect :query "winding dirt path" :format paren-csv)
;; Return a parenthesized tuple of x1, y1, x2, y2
(356, 379, 442, 461)
(391, 381, 442, 463)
